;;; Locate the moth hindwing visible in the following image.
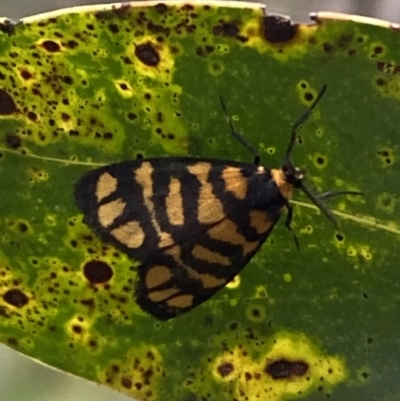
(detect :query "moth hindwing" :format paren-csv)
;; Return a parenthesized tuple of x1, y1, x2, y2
(74, 157, 287, 320)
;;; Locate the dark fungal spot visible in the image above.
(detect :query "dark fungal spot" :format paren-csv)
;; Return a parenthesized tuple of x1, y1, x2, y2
(72, 325, 83, 334)
(222, 22, 239, 37)
(266, 359, 308, 379)
(147, 22, 170, 36)
(41, 40, 61, 52)
(378, 149, 389, 157)
(0, 89, 17, 115)
(108, 24, 119, 33)
(20, 69, 33, 80)
(196, 45, 215, 57)
(83, 260, 113, 284)
(304, 92, 314, 102)
(27, 111, 37, 121)
(323, 43, 332, 52)
(217, 362, 234, 377)
(316, 156, 325, 165)
(7, 337, 18, 347)
(0, 20, 15, 36)
(181, 4, 194, 11)
(376, 78, 386, 86)
(122, 378, 133, 389)
(3, 289, 29, 307)
(66, 40, 78, 49)
(154, 3, 168, 14)
(61, 112, 70, 121)
(6, 134, 21, 149)
(18, 222, 28, 233)
(263, 15, 297, 43)
(337, 33, 353, 48)
(335, 233, 344, 242)
(135, 43, 160, 66)
(376, 61, 385, 72)
(229, 322, 238, 331)
(62, 76, 73, 85)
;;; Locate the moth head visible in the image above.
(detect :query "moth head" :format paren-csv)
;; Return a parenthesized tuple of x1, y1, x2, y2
(281, 159, 304, 189)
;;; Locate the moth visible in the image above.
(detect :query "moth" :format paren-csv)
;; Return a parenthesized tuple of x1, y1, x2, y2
(75, 86, 361, 320)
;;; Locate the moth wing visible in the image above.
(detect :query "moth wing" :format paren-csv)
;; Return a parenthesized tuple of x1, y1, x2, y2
(75, 157, 284, 319)
(136, 205, 279, 320)
(74, 158, 258, 262)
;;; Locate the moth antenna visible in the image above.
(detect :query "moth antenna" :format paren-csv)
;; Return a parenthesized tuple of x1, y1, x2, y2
(220, 96, 260, 165)
(319, 190, 364, 200)
(300, 184, 363, 227)
(300, 182, 338, 227)
(285, 85, 327, 161)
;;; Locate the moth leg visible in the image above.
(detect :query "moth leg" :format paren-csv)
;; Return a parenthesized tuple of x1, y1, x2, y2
(219, 96, 260, 166)
(285, 203, 299, 251)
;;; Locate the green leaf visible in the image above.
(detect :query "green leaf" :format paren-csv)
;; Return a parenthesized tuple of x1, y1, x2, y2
(0, 2, 399, 400)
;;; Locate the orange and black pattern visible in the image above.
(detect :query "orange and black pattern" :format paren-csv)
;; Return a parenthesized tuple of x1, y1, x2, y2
(75, 157, 291, 320)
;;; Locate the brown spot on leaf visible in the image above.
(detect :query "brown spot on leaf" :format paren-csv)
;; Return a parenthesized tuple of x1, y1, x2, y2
(217, 362, 234, 377)
(6, 134, 21, 149)
(0, 20, 15, 36)
(84, 260, 113, 284)
(0, 89, 17, 115)
(72, 325, 83, 334)
(18, 222, 28, 233)
(8, 337, 18, 347)
(304, 92, 314, 102)
(265, 359, 308, 379)
(67, 40, 78, 49)
(27, 111, 37, 121)
(337, 33, 353, 48)
(122, 377, 133, 389)
(41, 40, 61, 52)
(221, 22, 239, 36)
(154, 3, 168, 14)
(263, 15, 297, 43)
(135, 43, 160, 66)
(20, 69, 33, 80)
(3, 288, 29, 307)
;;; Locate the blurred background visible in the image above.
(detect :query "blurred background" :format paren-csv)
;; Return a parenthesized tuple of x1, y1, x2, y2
(0, 0, 399, 401)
